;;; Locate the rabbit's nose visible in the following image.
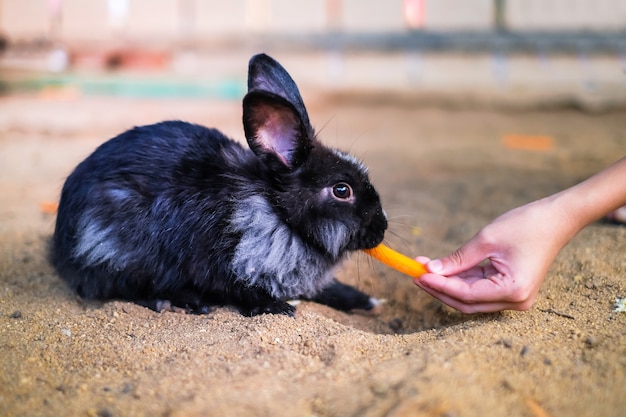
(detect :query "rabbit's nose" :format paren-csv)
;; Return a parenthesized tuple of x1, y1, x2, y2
(365, 207, 388, 229)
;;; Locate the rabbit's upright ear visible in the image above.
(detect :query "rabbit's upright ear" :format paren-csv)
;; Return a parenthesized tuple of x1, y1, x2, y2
(247, 54, 311, 127)
(243, 54, 314, 169)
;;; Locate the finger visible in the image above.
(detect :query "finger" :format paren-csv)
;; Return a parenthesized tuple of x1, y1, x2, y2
(417, 272, 517, 304)
(424, 262, 499, 280)
(415, 256, 430, 264)
(430, 235, 493, 276)
(414, 278, 520, 313)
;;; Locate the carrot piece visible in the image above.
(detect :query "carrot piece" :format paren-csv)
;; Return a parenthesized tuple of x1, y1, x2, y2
(524, 398, 552, 417)
(502, 134, 554, 151)
(363, 244, 428, 278)
(39, 201, 59, 214)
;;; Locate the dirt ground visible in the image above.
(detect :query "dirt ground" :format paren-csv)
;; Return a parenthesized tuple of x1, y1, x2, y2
(0, 87, 625, 417)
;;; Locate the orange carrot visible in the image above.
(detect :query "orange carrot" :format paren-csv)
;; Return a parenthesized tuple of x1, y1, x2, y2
(363, 244, 428, 278)
(39, 201, 59, 214)
(502, 134, 554, 151)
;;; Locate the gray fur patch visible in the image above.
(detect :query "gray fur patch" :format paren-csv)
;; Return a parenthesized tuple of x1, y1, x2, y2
(107, 188, 132, 202)
(312, 220, 350, 258)
(73, 216, 121, 267)
(230, 195, 336, 299)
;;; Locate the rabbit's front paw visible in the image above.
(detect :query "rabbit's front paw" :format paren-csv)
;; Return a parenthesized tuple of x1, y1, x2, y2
(309, 279, 381, 313)
(240, 300, 296, 317)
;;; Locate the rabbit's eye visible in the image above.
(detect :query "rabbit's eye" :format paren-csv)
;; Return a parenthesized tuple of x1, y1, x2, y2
(332, 183, 353, 200)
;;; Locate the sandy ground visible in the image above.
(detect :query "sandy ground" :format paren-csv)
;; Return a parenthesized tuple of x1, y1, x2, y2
(1, 88, 625, 417)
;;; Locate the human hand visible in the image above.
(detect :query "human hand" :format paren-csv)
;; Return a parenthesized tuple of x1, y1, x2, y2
(413, 198, 576, 313)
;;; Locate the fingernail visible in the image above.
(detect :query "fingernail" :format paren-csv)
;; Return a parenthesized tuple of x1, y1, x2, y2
(427, 259, 443, 274)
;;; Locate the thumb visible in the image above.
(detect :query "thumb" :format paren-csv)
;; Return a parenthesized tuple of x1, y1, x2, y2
(428, 237, 489, 276)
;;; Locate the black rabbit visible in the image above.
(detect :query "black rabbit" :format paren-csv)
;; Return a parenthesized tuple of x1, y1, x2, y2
(52, 54, 387, 317)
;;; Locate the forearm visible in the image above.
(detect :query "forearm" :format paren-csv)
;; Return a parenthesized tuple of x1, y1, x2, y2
(550, 156, 626, 238)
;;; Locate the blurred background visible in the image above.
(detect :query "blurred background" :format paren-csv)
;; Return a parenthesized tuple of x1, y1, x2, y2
(1, 0, 625, 108)
(1, 0, 625, 242)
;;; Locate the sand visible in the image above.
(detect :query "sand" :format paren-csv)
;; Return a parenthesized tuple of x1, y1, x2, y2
(1, 92, 625, 417)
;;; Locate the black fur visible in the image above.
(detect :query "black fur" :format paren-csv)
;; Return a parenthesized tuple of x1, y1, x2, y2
(51, 54, 387, 316)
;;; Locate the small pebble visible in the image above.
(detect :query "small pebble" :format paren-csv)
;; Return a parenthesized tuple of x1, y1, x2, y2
(584, 336, 598, 348)
(584, 281, 597, 290)
(10, 310, 22, 319)
(371, 381, 389, 396)
(501, 379, 515, 391)
(544, 358, 552, 366)
(98, 409, 113, 417)
(496, 338, 513, 348)
(120, 383, 134, 394)
(520, 345, 530, 357)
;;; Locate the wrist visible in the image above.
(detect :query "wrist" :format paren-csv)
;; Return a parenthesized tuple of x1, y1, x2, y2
(535, 192, 583, 250)
(550, 157, 626, 235)
(545, 184, 599, 244)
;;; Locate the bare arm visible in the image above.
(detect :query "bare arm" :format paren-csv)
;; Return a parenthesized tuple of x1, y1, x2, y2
(555, 156, 626, 234)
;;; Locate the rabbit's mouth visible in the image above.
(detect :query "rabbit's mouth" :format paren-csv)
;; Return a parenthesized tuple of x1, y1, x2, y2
(356, 230, 386, 251)
(350, 211, 388, 251)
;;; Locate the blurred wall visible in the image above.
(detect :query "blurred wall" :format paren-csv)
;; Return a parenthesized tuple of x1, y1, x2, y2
(1, 0, 625, 45)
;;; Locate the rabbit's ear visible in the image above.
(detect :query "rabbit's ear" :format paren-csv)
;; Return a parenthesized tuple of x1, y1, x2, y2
(243, 91, 313, 169)
(243, 54, 314, 169)
(247, 54, 311, 128)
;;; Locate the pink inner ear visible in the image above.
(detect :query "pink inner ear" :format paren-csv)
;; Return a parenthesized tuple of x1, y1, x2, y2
(257, 111, 299, 166)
